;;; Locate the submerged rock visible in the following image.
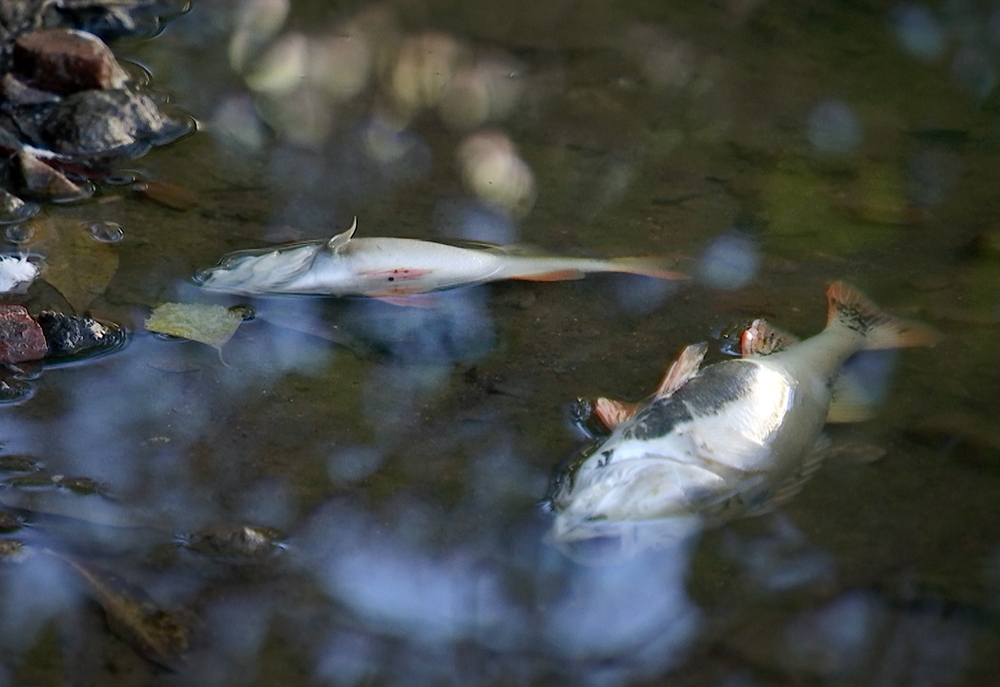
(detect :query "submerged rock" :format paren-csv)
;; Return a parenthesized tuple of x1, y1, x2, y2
(182, 524, 287, 561)
(12, 28, 128, 95)
(0, 454, 42, 472)
(35, 310, 128, 360)
(40, 88, 184, 156)
(43, 0, 191, 41)
(14, 150, 87, 200)
(0, 188, 38, 224)
(0, 304, 47, 364)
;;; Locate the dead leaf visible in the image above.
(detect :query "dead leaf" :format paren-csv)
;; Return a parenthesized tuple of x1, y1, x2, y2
(145, 303, 244, 350)
(22, 216, 119, 312)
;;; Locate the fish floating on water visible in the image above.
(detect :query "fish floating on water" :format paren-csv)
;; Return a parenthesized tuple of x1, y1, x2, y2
(549, 282, 939, 547)
(195, 217, 685, 300)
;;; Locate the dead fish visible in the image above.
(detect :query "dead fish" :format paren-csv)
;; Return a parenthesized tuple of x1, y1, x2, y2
(195, 217, 685, 301)
(43, 549, 194, 671)
(549, 282, 939, 544)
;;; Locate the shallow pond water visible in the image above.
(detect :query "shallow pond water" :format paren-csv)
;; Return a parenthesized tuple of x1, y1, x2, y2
(2, 0, 1000, 685)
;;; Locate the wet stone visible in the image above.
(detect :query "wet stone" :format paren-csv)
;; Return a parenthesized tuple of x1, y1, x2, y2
(40, 88, 183, 157)
(0, 305, 48, 364)
(0, 539, 27, 562)
(53, 474, 108, 495)
(0, 73, 62, 107)
(0, 188, 40, 224)
(0, 454, 42, 472)
(36, 311, 128, 360)
(44, 0, 191, 42)
(0, 509, 23, 533)
(13, 28, 128, 95)
(182, 524, 286, 561)
(0, 378, 34, 404)
(2, 472, 56, 489)
(15, 151, 86, 201)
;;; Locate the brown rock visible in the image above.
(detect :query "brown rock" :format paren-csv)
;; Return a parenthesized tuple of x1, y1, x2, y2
(15, 151, 85, 200)
(0, 305, 47, 365)
(12, 28, 128, 95)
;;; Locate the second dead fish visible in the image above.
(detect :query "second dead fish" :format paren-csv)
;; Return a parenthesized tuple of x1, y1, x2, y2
(195, 217, 686, 300)
(549, 282, 939, 546)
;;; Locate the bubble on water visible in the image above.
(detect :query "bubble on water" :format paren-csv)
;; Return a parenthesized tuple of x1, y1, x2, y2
(807, 99, 862, 156)
(951, 45, 997, 99)
(328, 445, 384, 484)
(700, 231, 759, 290)
(87, 221, 125, 243)
(890, 4, 945, 60)
(3, 224, 33, 245)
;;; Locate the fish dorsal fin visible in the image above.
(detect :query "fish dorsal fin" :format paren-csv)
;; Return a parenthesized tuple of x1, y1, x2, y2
(654, 342, 708, 399)
(592, 397, 641, 430)
(740, 319, 800, 357)
(326, 216, 358, 254)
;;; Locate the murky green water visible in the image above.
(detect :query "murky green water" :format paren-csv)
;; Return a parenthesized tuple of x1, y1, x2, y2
(3, 0, 1000, 685)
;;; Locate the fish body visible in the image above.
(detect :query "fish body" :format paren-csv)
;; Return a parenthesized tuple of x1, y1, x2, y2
(195, 218, 683, 298)
(550, 282, 938, 543)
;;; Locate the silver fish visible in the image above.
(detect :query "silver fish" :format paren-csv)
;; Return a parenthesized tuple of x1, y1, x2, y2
(550, 282, 939, 545)
(195, 218, 685, 299)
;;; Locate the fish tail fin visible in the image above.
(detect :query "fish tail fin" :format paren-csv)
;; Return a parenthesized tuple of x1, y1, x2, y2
(607, 257, 688, 280)
(826, 281, 941, 350)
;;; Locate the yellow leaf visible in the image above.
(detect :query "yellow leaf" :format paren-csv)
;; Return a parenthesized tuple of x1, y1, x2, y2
(145, 303, 244, 350)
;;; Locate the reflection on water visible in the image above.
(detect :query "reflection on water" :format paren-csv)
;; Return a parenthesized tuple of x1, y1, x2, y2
(2, 0, 1000, 684)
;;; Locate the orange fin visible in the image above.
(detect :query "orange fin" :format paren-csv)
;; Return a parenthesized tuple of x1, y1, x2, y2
(609, 257, 689, 280)
(593, 397, 641, 430)
(509, 269, 585, 282)
(826, 281, 941, 349)
(740, 319, 800, 357)
(653, 342, 708, 398)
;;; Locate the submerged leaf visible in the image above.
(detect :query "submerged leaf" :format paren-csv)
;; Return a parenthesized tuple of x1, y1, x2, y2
(145, 303, 244, 350)
(44, 550, 194, 670)
(20, 216, 119, 312)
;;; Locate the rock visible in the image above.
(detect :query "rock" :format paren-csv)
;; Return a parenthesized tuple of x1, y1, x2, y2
(0, 73, 62, 107)
(40, 88, 183, 157)
(12, 28, 128, 95)
(0, 305, 48, 365)
(35, 311, 128, 360)
(15, 151, 86, 200)
(44, 0, 191, 41)
(0, 187, 39, 224)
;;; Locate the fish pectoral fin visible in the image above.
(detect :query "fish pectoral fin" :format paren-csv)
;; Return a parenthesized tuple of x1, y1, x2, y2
(740, 319, 800, 357)
(326, 216, 358, 254)
(825, 366, 878, 423)
(592, 397, 641, 430)
(371, 293, 441, 308)
(654, 342, 708, 399)
(753, 435, 831, 515)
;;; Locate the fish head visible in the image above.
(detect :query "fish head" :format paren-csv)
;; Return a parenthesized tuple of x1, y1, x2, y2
(194, 242, 322, 295)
